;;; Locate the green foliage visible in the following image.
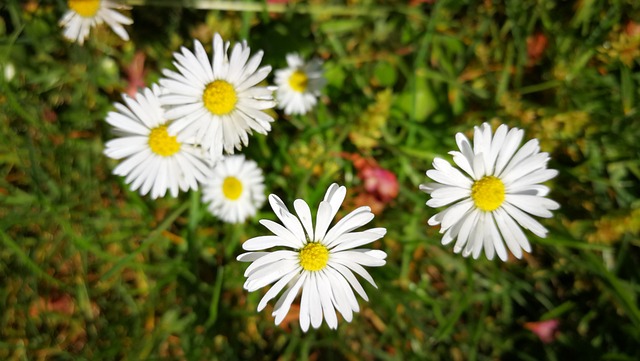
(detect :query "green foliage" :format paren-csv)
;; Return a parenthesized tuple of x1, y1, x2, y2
(1, 0, 640, 360)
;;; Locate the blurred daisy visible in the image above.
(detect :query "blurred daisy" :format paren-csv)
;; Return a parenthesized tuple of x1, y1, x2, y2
(202, 155, 266, 223)
(59, 0, 132, 45)
(159, 33, 276, 161)
(274, 53, 326, 115)
(237, 183, 387, 332)
(420, 123, 560, 261)
(104, 84, 212, 199)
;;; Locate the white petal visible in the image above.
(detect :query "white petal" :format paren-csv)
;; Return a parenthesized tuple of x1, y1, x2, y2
(308, 274, 323, 329)
(504, 194, 560, 218)
(428, 158, 474, 187)
(243, 250, 297, 277)
(257, 270, 298, 312)
(497, 138, 539, 178)
(500, 152, 549, 185)
(244, 259, 299, 291)
(323, 268, 357, 319)
(237, 252, 269, 262)
(507, 169, 559, 189)
(317, 272, 338, 329)
(323, 183, 347, 221)
(494, 127, 524, 175)
(330, 250, 386, 267)
(452, 209, 480, 254)
(323, 206, 374, 246)
(299, 275, 311, 332)
(314, 201, 333, 242)
(492, 209, 523, 259)
(294, 199, 315, 241)
(449, 150, 475, 178)
(273, 273, 307, 326)
(455, 132, 475, 176)
(486, 213, 508, 261)
(334, 259, 379, 290)
(440, 199, 474, 231)
(426, 186, 470, 208)
(472, 153, 486, 179)
(242, 234, 295, 251)
(469, 212, 485, 259)
(330, 228, 386, 252)
(496, 207, 532, 253)
(329, 262, 369, 301)
(473, 123, 492, 169)
(501, 203, 549, 238)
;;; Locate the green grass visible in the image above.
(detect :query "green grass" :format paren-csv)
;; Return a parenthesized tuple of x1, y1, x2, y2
(1, 0, 640, 360)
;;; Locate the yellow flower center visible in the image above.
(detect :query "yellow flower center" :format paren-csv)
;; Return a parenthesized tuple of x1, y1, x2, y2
(202, 80, 238, 115)
(471, 176, 506, 212)
(299, 242, 329, 272)
(148, 125, 181, 157)
(222, 176, 243, 200)
(68, 0, 100, 17)
(288, 70, 308, 93)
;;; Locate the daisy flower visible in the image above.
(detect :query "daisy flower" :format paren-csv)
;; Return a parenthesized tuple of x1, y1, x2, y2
(420, 123, 560, 261)
(202, 155, 266, 223)
(159, 33, 276, 161)
(59, 0, 132, 45)
(274, 53, 326, 115)
(104, 84, 212, 199)
(237, 183, 387, 332)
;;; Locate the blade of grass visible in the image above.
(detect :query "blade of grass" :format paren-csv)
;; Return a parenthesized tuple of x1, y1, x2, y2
(620, 65, 634, 115)
(204, 265, 224, 328)
(100, 200, 190, 281)
(0, 229, 63, 287)
(187, 189, 203, 279)
(584, 251, 640, 327)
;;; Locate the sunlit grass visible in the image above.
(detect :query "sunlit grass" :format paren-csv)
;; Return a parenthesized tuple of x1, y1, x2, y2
(1, 0, 640, 360)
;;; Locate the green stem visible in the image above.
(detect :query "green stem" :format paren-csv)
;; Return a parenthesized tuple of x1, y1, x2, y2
(224, 222, 242, 260)
(187, 190, 202, 279)
(204, 265, 225, 328)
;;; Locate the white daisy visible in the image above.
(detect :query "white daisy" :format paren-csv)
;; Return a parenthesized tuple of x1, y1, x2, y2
(59, 0, 132, 45)
(104, 84, 212, 199)
(274, 53, 326, 115)
(159, 33, 276, 161)
(202, 155, 266, 223)
(237, 183, 387, 332)
(420, 123, 560, 261)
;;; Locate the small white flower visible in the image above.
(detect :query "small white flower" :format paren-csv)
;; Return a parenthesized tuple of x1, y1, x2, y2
(274, 53, 326, 115)
(159, 33, 276, 161)
(202, 155, 266, 224)
(237, 183, 387, 332)
(2, 62, 15, 82)
(420, 123, 560, 261)
(59, 0, 132, 45)
(104, 84, 212, 199)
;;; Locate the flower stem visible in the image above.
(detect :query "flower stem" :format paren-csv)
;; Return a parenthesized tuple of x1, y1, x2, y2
(204, 264, 224, 328)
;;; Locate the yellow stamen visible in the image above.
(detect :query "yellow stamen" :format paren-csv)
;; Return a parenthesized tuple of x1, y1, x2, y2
(202, 80, 238, 115)
(288, 70, 308, 93)
(299, 242, 329, 272)
(222, 176, 243, 200)
(471, 176, 505, 212)
(148, 125, 180, 157)
(68, 0, 101, 18)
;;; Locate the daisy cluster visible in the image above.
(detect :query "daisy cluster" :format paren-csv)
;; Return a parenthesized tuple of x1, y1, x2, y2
(60, 1, 327, 224)
(63, 1, 560, 333)
(103, 31, 276, 224)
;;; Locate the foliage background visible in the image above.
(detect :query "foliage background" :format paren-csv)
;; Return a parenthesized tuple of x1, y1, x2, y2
(1, 0, 640, 360)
